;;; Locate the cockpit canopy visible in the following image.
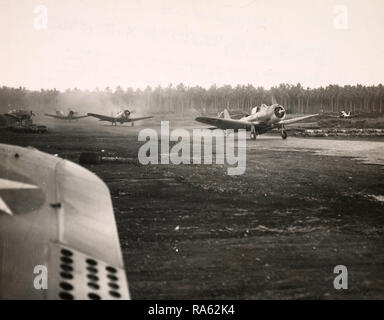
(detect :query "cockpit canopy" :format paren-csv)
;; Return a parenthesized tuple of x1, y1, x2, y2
(251, 104, 268, 115)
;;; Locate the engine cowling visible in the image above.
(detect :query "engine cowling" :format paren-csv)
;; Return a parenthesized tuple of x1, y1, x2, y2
(274, 105, 286, 119)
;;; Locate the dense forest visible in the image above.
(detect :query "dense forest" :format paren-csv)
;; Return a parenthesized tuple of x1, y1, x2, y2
(1, 83, 383, 115)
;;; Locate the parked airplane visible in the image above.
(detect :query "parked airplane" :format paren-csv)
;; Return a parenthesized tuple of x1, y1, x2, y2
(45, 110, 88, 120)
(196, 104, 319, 140)
(0, 143, 130, 300)
(5, 109, 35, 125)
(328, 111, 361, 119)
(87, 109, 153, 126)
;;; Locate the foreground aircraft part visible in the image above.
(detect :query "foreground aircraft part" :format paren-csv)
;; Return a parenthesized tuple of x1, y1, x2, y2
(0, 144, 130, 300)
(45, 110, 88, 120)
(196, 104, 319, 140)
(87, 109, 153, 126)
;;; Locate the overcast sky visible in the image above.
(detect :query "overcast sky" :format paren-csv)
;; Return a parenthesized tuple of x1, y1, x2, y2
(1, 0, 383, 90)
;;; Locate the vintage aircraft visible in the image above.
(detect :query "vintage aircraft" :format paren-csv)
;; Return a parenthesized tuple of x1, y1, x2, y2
(45, 110, 88, 121)
(5, 109, 35, 125)
(196, 104, 319, 140)
(327, 111, 361, 119)
(0, 143, 130, 300)
(87, 109, 153, 126)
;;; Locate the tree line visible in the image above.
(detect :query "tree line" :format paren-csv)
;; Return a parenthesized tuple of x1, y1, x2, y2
(1, 83, 383, 115)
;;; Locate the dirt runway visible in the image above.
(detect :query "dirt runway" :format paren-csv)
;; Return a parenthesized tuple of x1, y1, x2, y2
(1, 119, 383, 299)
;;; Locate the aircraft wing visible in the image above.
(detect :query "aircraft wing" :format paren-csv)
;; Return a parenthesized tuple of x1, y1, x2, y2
(195, 116, 255, 130)
(279, 114, 319, 125)
(348, 114, 362, 118)
(129, 116, 153, 122)
(0, 144, 130, 300)
(87, 113, 115, 122)
(4, 113, 19, 121)
(45, 113, 66, 119)
(71, 115, 89, 120)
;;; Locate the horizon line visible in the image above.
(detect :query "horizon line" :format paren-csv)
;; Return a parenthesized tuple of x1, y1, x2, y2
(1, 82, 384, 92)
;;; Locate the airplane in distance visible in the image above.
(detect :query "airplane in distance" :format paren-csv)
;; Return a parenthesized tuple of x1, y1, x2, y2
(0, 143, 130, 300)
(5, 109, 35, 125)
(328, 111, 361, 119)
(87, 109, 153, 126)
(45, 110, 88, 120)
(195, 103, 319, 140)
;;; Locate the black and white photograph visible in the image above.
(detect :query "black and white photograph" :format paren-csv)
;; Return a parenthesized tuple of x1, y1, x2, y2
(0, 0, 383, 305)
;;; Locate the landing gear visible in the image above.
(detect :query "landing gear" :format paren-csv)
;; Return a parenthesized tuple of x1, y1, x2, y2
(131, 121, 134, 127)
(281, 126, 287, 139)
(250, 126, 257, 140)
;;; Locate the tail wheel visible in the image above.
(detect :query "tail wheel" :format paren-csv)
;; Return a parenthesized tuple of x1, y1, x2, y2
(281, 130, 287, 139)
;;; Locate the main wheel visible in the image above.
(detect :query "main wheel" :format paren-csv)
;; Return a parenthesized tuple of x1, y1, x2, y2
(250, 132, 257, 140)
(281, 130, 287, 139)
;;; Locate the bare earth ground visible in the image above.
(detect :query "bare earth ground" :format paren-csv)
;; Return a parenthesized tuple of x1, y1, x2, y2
(1, 117, 383, 299)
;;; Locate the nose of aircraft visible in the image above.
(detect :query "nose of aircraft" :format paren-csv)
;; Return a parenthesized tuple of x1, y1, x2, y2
(274, 105, 286, 118)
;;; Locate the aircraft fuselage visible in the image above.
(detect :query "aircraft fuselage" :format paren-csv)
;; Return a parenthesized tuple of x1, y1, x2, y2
(242, 104, 286, 126)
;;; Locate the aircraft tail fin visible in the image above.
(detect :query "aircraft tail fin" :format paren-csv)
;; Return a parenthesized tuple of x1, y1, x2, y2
(223, 109, 231, 119)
